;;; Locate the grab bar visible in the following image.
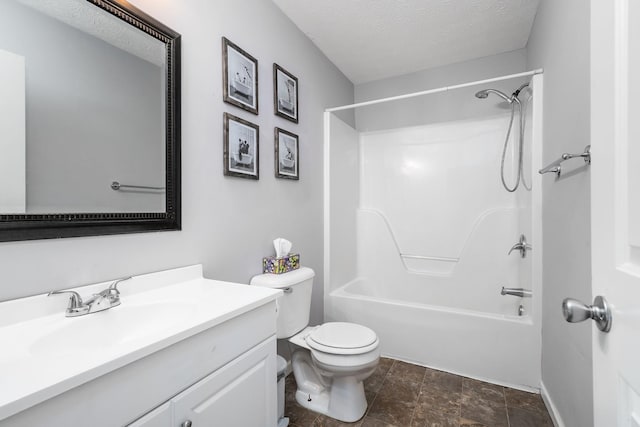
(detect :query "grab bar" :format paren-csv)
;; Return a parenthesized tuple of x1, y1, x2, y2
(111, 181, 165, 191)
(539, 145, 591, 177)
(501, 287, 532, 298)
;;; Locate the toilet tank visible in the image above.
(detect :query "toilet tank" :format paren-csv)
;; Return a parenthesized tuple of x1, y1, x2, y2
(250, 267, 315, 339)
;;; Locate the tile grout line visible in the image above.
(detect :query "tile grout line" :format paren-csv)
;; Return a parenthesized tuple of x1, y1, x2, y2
(408, 365, 430, 427)
(503, 386, 511, 427)
(460, 378, 468, 426)
(364, 359, 397, 425)
(457, 374, 463, 425)
(362, 359, 391, 419)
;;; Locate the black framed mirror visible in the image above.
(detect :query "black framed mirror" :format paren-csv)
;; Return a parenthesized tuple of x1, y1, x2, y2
(0, 0, 180, 242)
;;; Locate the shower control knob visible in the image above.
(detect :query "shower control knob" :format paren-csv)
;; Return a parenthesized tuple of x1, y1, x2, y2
(562, 296, 612, 333)
(508, 234, 531, 258)
(181, 421, 192, 427)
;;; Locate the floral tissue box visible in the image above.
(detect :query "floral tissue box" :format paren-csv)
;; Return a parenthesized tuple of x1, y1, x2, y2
(262, 253, 300, 274)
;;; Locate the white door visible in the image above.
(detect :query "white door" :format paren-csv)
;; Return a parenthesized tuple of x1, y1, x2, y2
(591, 0, 640, 425)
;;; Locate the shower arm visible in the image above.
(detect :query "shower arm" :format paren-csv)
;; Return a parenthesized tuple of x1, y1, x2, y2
(512, 83, 530, 98)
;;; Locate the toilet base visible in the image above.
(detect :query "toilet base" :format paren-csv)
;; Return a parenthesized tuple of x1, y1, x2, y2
(292, 351, 368, 422)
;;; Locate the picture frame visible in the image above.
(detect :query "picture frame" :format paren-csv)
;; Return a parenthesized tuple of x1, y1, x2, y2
(222, 37, 258, 115)
(224, 113, 259, 180)
(273, 63, 298, 123)
(274, 127, 299, 180)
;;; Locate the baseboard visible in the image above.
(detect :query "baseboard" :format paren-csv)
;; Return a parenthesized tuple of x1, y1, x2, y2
(540, 381, 565, 427)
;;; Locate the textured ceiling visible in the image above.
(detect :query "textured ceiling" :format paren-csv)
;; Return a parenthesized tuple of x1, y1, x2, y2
(272, 0, 540, 84)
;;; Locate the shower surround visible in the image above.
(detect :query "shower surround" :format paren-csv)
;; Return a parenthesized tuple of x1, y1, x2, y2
(324, 73, 543, 390)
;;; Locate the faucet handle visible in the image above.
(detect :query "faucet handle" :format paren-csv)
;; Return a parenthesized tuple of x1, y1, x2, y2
(508, 234, 531, 258)
(47, 290, 84, 310)
(107, 276, 132, 295)
(507, 243, 524, 256)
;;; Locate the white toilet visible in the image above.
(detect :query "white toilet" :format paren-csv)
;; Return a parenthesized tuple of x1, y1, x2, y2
(250, 267, 380, 423)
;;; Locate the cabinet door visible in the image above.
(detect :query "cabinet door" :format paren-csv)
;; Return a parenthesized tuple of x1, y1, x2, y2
(172, 337, 277, 427)
(127, 402, 172, 427)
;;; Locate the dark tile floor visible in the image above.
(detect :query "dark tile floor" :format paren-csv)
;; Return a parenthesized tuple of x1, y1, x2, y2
(285, 357, 554, 427)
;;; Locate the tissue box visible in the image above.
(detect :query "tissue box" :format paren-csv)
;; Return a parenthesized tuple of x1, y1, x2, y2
(263, 253, 300, 274)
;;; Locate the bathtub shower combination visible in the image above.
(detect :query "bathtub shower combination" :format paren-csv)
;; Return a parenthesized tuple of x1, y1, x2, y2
(324, 71, 543, 390)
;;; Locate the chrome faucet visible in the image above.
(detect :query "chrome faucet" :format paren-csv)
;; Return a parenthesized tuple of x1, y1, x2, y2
(508, 234, 532, 258)
(48, 277, 132, 317)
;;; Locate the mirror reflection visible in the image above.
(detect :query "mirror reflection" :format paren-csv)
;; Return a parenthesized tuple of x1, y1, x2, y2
(0, 0, 167, 214)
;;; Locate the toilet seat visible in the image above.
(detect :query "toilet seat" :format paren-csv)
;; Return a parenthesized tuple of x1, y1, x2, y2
(306, 322, 379, 355)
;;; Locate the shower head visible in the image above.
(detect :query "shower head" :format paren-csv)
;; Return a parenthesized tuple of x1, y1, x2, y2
(475, 88, 513, 103)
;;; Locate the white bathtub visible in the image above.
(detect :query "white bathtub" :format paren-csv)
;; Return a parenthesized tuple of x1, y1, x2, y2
(327, 277, 540, 390)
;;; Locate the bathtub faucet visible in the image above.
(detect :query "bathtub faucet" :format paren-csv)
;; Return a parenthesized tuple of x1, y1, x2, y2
(508, 234, 532, 258)
(501, 287, 532, 298)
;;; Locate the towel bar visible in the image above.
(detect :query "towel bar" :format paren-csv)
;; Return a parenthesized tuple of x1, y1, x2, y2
(111, 181, 165, 191)
(539, 145, 591, 177)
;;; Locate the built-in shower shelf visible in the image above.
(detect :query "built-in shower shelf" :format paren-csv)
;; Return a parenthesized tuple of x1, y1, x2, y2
(539, 145, 591, 177)
(401, 254, 458, 275)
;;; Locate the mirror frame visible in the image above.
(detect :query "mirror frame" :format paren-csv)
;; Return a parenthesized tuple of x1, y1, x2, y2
(0, 0, 181, 242)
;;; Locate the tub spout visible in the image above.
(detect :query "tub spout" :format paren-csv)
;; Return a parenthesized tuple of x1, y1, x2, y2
(501, 287, 532, 298)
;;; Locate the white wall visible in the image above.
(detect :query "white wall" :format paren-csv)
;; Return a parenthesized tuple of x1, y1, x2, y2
(354, 49, 528, 132)
(527, 1, 593, 426)
(0, 0, 354, 327)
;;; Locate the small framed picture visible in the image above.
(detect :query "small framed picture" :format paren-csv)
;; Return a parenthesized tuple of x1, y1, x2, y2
(273, 64, 298, 123)
(224, 113, 259, 180)
(222, 37, 258, 115)
(275, 127, 299, 180)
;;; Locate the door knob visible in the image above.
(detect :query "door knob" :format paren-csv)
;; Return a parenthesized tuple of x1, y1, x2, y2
(562, 295, 612, 332)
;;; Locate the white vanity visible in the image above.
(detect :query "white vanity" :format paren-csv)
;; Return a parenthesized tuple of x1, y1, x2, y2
(0, 265, 281, 427)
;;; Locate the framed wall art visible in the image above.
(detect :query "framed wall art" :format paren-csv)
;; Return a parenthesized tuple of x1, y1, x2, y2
(273, 63, 298, 123)
(274, 127, 299, 180)
(224, 113, 259, 179)
(222, 37, 258, 114)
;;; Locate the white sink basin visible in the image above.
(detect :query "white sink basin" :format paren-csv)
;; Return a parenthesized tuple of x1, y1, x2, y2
(29, 302, 197, 357)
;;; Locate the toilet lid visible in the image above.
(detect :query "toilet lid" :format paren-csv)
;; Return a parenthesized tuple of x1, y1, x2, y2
(306, 322, 378, 354)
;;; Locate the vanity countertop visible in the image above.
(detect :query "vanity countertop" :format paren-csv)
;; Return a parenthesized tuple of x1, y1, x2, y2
(0, 265, 280, 420)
